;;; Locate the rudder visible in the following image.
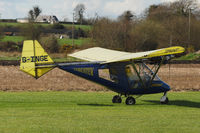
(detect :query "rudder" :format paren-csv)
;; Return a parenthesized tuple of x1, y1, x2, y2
(20, 40, 55, 78)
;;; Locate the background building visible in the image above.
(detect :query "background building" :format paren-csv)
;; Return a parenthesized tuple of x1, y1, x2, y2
(35, 15, 59, 24)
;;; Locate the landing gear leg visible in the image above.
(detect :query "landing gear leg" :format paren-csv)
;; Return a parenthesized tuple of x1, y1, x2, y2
(112, 95, 122, 103)
(160, 92, 169, 104)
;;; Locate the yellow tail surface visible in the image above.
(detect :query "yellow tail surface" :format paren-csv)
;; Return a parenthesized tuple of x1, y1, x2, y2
(20, 40, 55, 78)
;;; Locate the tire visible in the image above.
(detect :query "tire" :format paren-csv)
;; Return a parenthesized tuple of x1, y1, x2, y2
(160, 97, 169, 104)
(125, 97, 136, 105)
(112, 95, 122, 103)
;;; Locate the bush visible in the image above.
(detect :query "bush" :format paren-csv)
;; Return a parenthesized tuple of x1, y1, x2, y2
(60, 44, 74, 54)
(91, 18, 125, 50)
(39, 35, 60, 53)
(20, 23, 42, 40)
(52, 23, 65, 29)
(130, 20, 166, 51)
(0, 26, 3, 40)
(0, 41, 22, 52)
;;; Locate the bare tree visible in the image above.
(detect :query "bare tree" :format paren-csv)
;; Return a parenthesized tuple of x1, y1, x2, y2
(28, 5, 42, 21)
(171, 0, 198, 16)
(118, 10, 135, 22)
(21, 23, 42, 40)
(117, 11, 136, 51)
(0, 26, 3, 41)
(28, 10, 34, 21)
(33, 6, 42, 19)
(74, 3, 86, 24)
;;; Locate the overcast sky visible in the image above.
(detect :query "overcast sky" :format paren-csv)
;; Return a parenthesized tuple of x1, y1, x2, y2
(0, 0, 199, 21)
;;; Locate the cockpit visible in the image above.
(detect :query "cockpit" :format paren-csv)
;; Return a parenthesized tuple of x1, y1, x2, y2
(125, 63, 161, 89)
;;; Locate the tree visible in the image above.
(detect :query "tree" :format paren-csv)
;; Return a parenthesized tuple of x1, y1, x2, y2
(40, 35, 60, 53)
(91, 17, 136, 51)
(91, 0, 200, 52)
(130, 20, 167, 51)
(144, 0, 200, 51)
(74, 3, 86, 24)
(145, 4, 173, 22)
(91, 18, 122, 49)
(117, 11, 136, 51)
(33, 6, 42, 18)
(171, 0, 198, 16)
(0, 26, 3, 41)
(28, 6, 42, 21)
(28, 10, 34, 21)
(118, 10, 135, 22)
(146, 0, 199, 22)
(21, 23, 42, 40)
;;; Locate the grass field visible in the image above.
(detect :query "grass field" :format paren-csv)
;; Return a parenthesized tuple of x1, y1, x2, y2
(0, 52, 21, 61)
(1, 36, 24, 43)
(176, 53, 200, 60)
(0, 91, 199, 133)
(0, 22, 24, 26)
(57, 37, 91, 46)
(0, 22, 91, 30)
(1, 36, 90, 46)
(0, 52, 80, 62)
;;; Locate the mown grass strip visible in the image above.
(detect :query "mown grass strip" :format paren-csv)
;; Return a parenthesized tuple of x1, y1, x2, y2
(0, 91, 199, 133)
(1, 36, 24, 43)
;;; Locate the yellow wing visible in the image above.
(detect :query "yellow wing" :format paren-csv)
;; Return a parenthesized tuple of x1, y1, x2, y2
(69, 46, 185, 64)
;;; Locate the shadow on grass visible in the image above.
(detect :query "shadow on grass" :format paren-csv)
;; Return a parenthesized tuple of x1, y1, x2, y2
(143, 100, 200, 108)
(77, 103, 114, 106)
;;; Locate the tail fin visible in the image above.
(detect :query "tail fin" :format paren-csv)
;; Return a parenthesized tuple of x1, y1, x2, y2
(20, 40, 55, 79)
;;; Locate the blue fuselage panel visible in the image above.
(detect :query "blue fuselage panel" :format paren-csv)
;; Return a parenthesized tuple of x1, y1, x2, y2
(58, 62, 170, 95)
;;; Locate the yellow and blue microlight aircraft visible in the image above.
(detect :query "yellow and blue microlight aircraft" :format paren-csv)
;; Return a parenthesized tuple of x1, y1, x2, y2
(20, 40, 185, 105)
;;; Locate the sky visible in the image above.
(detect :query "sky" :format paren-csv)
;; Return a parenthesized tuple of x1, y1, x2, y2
(0, 0, 199, 21)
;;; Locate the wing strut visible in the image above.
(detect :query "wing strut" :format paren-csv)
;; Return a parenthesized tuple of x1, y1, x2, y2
(131, 62, 146, 89)
(148, 56, 165, 87)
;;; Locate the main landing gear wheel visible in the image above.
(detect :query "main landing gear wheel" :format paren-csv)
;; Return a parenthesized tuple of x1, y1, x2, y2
(125, 97, 136, 105)
(160, 92, 169, 104)
(112, 95, 122, 103)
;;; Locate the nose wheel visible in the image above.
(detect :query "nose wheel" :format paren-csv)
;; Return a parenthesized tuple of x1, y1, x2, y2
(160, 92, 169, 104)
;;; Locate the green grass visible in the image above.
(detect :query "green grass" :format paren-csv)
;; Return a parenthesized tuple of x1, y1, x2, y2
(53, 56, 80, 62)
(0, 56, 20, 60)
(0, 22, 91, 30)
(0, 22, 23, 26)
(0, 91, 199, 133)
(176, 53, 200, 60)
(1, 36, 91, 46)
(63, 24, 91, 30)
(34, 23, 91, 30)
(57, 38, 91, 46)
(1, 36, 24, 43)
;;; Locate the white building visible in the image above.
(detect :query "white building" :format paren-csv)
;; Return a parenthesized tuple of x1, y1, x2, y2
(35, 15, 59, 24)
(17, 18, 29, 23)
